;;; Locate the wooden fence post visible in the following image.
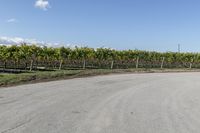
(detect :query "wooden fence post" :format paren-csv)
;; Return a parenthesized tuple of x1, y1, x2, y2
(83, 59, 86, 69)
(111, 60, 114, 69)
(4, 61, 6, 70)
(30, 60, 33, 71)
(59, 59, 63, 70)
(189, 59, 193, 69)
(161, 57, 165, 69)
(136, 57, 139, 69)
(189, 63, 192, 69)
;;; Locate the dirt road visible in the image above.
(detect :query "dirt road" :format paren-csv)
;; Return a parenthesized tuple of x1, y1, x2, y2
(1, 73, 200, 133)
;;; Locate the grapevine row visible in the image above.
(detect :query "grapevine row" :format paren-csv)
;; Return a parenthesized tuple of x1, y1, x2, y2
(0, 44, 199, 70)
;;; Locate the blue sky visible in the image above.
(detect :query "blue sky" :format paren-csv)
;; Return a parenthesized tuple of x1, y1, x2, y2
(1, 0, 200, 52)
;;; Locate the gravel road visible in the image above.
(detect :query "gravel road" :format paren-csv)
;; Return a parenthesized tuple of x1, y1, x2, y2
(1, 72, 200, 133)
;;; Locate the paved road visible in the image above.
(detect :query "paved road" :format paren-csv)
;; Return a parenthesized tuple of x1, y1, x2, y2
(1, 73, 200, 133)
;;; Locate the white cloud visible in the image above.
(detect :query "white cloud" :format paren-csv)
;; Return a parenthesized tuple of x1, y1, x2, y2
(0, 36, 46, 46)
(35, 0, 50, 11)
(0, 37, 85, 49)
(0, 36, 67, 48)
(0, 37, 23, 44)
(6, 18, 18, 23)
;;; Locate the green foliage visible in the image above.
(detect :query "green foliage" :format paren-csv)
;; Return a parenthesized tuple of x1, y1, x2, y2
(0, 44, 200, 69)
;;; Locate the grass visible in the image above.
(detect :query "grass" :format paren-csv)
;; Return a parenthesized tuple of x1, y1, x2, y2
(1, 68, 200, 87)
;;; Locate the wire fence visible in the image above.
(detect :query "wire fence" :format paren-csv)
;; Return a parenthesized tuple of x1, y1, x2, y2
(0, 57, 199, 72)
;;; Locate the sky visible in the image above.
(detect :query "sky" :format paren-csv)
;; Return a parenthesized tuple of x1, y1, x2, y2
(1, 0, 200, 52)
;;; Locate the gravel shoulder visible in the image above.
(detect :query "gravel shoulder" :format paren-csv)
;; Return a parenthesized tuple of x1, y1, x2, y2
(1, 68, 200, 88)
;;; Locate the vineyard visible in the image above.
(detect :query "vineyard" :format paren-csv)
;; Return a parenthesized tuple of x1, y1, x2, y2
(0, 44, 200, 71)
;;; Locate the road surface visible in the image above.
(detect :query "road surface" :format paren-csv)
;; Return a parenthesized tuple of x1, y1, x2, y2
(1, 72, 200, 133)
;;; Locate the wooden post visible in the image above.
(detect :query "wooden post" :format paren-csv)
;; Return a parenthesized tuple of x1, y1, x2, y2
(30, 60, 33, 71)
(189, 59, 193, 69)
(161, 57, 165, 69)
(111, 60, 114, 69)
(25, 62, 27, 70)
(83, 59, 86, 69)
(4, 61, 6, 70)
(136, 57, 139, 69)
(189, 63, 192, 69)
(59, 59, 63, 70)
